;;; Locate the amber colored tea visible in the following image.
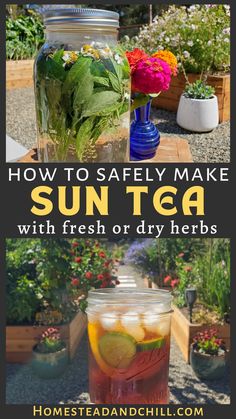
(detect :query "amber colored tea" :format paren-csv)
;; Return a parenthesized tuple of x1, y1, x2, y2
(87, 290, 172, 404)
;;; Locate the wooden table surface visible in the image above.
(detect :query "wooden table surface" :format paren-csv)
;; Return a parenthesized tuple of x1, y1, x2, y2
(18, 136, 193, 163)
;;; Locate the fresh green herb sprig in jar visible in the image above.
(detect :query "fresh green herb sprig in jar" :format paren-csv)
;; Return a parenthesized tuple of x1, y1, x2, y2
(34, 8, 131, 162)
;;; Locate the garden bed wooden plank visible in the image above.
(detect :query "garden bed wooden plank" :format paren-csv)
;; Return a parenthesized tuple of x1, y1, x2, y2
(153, 73, 230, 123)
(6, 60, 34, 90)
(171, 305, 230, 363)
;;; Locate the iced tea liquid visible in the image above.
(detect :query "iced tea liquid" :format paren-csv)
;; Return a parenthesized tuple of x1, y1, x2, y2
(87, 289, 172, 404)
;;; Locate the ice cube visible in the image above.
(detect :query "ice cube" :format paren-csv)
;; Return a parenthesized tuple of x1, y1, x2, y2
(121, 311, 140, 327)
(100, 312, 120, 331)
(121, 311, 145, 341)
(142, 311, 170, 336)
(142, 312, 159, 333)
(125, 325, 145, 342)
(156, 317, 170, 337)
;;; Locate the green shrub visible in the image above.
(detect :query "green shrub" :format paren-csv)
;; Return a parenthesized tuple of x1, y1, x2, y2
(134, 5, 230, 75)
(6, 239, 74, 324)
(6, 12, 44, 60)
(6, 238, 117, 324)
(192, 239, 230, 320)
(6, 239, 42, 324)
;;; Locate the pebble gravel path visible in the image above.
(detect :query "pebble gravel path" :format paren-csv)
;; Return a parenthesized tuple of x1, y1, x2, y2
(6, 87, 230, 163)
(6, 265, 230, 405)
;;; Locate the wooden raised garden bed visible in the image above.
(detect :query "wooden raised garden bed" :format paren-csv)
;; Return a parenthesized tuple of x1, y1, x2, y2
(6, 60, 34, 90)
(153, 73, 230, 123)
(6, 62, 230, 123)
(171, 305, 230, 363)
(6, 311, 87, 363)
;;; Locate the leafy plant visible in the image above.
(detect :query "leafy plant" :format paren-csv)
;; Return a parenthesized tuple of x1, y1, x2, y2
(70, 239, 117, 311)
(192, 239, 230, 320)
(36, 327, 65, 354)
(172, 255, 194, 308)
(184, 80, 215, 99)
(6, 12, 44, 60)
(35, 45, 130, 161)
(6, 239, 42, 324)
(192, 328, 225, 356)
(131, 5, 230, 75)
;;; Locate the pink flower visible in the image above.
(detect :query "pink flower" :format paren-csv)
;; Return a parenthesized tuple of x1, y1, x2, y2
(132, 57, 171, 94)
(85, 271, 93, 280)
(178, 252, 185, 258)
(164, 275, 171, 284)
(97, 274, 104, 281)
(171, 279, 179, 288)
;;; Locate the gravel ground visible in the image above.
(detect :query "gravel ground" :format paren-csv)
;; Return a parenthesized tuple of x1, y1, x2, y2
(6, 334, 230, 405)
(6, 87, 230, 163)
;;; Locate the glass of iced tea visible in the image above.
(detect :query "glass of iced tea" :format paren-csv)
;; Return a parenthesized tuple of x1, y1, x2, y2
(86, 288, 172, 404)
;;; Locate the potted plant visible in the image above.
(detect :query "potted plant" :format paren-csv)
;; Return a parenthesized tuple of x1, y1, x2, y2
(190, 328, 228, 380)
(177, 80, 219, 132)
(31, 327, 68, 378)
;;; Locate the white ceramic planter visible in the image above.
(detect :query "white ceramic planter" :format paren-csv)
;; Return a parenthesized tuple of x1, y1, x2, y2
(177, 94, 219, 132)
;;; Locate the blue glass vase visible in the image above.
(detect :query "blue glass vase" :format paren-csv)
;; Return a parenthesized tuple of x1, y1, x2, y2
(130, 100, 160, 160)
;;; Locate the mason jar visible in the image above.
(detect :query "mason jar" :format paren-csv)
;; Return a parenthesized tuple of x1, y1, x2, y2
(86, 288, 172, 404)
(34, 8, 130, 162)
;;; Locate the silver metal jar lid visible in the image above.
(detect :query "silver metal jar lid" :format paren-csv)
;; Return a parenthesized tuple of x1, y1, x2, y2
(43, 8, 120, 29)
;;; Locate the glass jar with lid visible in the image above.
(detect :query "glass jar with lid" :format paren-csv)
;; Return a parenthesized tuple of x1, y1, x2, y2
(34, 8, 131, 162)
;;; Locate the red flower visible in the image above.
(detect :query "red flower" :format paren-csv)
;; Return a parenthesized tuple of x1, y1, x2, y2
(184, 266, 192, 272)
(95, 243, 100, 248)
(75, 257, 82, 263)
(171, 279, 179, 288)
(164, 275, 171, 284)
(97, 274, 104, 281)
(104, 261, 110, 268)
(178, 252, 185, 258)
(85, 271, 93, 280)
(116, 279, 120, 285)
(71, 277, 79, 286)
(100, 281, 108, 288)
(99, 252, 106, 258)
(72, 242, 79, 248)
(126, 48, 149, 73)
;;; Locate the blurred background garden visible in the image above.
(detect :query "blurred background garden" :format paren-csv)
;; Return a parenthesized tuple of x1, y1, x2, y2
(6, 4, 230, 162)
(6, 238, 230, 404)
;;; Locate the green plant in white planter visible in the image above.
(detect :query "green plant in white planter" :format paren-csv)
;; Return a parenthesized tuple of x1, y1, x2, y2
(31, 327, 68, 379)
(190, 328, 228, 380)
(177, 80, 219, 132)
